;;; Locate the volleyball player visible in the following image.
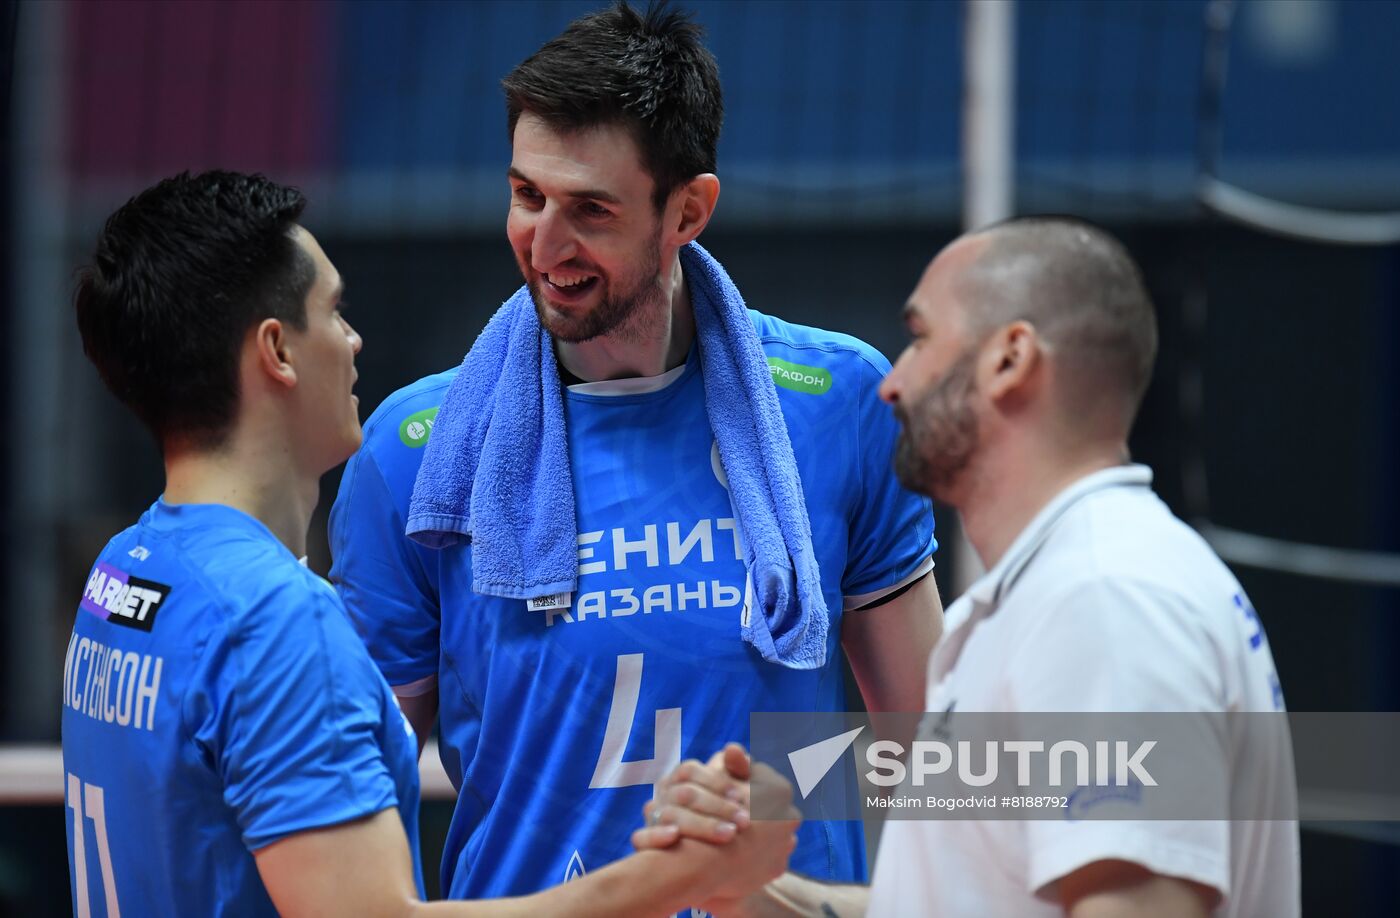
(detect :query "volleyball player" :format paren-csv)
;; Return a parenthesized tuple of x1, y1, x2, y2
(63, 170, 796, 917)
(330, 1, 941, 904)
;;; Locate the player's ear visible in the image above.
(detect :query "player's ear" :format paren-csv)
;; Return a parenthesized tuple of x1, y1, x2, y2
(982, 320, 1042, 403)
(667, 174, 720, 246)
(252, 317, 297, 389)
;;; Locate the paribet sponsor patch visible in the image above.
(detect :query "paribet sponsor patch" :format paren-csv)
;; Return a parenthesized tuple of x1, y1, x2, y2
(80, 561, 171, 633)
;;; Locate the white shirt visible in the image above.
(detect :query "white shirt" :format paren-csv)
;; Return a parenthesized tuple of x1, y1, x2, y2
(868, 465, 1299, 917)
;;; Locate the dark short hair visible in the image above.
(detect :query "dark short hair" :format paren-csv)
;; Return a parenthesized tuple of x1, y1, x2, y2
(502, 1, 723, 211)
(74, 170, 314, 450)
(966, 216, 1158, 424)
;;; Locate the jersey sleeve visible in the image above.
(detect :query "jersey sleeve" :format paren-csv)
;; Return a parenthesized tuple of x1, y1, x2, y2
(207, 582, 402, 851)
(841, 352, 938, 608)
(329, 443, 440, 689)
(1008, 577, 1231, 903)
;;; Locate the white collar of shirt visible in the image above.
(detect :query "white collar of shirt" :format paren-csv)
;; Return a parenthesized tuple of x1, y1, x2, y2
(965, 463, 1153, 610)
(930, 464, 1154, 687)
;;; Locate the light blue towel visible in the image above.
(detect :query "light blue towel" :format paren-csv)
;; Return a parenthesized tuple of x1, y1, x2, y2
(406, 242, 829, 669)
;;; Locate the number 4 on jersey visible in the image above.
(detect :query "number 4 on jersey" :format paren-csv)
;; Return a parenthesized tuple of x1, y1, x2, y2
(590, 653, 681, 798)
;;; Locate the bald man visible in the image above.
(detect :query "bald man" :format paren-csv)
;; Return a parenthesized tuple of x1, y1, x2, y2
(866, 217, 1299, 917)
(641, 217, 1299, 917)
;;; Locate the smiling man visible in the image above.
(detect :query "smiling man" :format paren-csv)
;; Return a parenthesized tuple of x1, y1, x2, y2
(329, 0, 942, 908)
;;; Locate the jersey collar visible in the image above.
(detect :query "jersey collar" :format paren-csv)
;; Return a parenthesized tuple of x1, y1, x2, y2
(563, 341, 698, 397)
(146, 497, 291, 557)
(564, 360, 690, 396)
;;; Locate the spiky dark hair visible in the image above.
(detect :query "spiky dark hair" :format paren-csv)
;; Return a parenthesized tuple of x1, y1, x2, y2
(502, 1, 723, 210)
(74, 171, 313, 449)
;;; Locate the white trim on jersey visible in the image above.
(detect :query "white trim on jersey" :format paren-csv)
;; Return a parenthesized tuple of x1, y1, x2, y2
(842, 554, 935, 611)
(565, 362, 689, 397)
(391, 673, 439, 698)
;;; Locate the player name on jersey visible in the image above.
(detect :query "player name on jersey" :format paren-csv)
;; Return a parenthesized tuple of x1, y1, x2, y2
(62, 633, 163, 731)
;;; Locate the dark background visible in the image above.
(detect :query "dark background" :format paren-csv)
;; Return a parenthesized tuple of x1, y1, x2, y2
(3, 0, 1397, 913)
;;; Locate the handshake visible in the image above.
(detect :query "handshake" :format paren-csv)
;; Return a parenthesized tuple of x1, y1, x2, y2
(628, 744, 802, 917)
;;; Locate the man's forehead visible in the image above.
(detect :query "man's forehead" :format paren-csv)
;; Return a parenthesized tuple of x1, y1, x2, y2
(510, 114, 648, 184)
(909, 236, 987, 308)
(936, 233, 993, 278)
(292, 225, 338, 296)
(903, 235, 997, 335)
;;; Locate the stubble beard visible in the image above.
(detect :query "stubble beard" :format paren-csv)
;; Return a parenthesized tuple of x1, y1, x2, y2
(893, 349, 981, 503)
(526, 228, 666, 345)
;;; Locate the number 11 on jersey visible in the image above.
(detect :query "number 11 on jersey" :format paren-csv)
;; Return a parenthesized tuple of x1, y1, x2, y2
(67, 772, 121, 917)
(590, 653, 682, 798)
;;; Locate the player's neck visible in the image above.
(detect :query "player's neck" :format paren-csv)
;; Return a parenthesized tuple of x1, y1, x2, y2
(555, 258, 694, 383)
(161, 433, 319, 558)
(958, 439, 1128, 571)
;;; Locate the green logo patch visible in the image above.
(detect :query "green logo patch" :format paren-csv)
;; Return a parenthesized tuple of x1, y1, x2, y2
(398, 407, 440, 447)
(767, 357, 832, 395)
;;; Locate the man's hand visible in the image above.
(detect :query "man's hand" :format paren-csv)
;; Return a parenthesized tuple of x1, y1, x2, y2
(633, 743, 754, 850)
(695, 755, 801, 907)
(632, 744, 801, 912)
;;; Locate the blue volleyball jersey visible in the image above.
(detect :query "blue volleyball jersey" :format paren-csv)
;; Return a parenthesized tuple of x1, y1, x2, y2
(61, 500, 423, 917)
(330, 309, 936, 902)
